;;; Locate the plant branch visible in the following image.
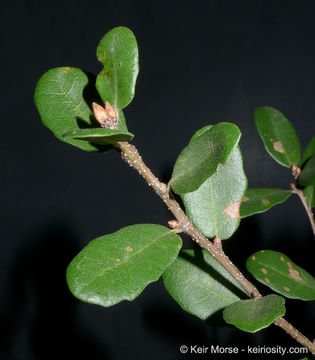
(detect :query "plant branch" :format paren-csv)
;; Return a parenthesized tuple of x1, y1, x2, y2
(117, 141, 315, 356)
(291, 184, 315, 237)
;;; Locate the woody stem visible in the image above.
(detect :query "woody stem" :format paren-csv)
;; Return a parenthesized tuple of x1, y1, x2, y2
(116, 141, 315, 356)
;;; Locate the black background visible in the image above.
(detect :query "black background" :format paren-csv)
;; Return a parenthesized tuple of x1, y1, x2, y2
(1, 0, 315, 359)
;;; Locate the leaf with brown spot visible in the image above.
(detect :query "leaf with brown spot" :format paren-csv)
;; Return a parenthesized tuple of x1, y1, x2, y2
(254, 106, 301, 167)
(240, 188, 291, 218)
(67, 224, 182, 307)
(223, 201, 241, 219)
(273, 141, 285, 153)
(246, 250, 315, 300)
(182, 145, 247, 240)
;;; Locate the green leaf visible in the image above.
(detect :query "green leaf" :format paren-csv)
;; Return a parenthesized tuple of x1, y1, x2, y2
(35, 68, 98, 151)
(182, 147, 247, 240)
(246, 250, 315, 300)
(254, 106, 301, 167)
(67, 224, 182, 307)
(299, 154, 315, 186)
(303, 185, 315, 209)
(240, 188, 292, 218)
(163, 250, 248, 321)
(300, 136, 315, 167)
(96, 26, 139, 109)
(223, 295, 285, 333)
(171, 123, 241, 194)
(63, 128, 134, 145)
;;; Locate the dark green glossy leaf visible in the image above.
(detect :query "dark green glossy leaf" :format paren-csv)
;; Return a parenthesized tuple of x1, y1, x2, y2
(223, 295, 285, 333)
(254, 106, 301, 167)
(240, 188, 292, 218)
(303, 185, 315, 209)
(63, 128, 134, 145)
(163, 250, 248, 321)
(299, 154, 315, 186)
(67, 224, 182, 307)
(300, 136, 315, 167)
(171, 123, 241, 194)
(35, 67, 104, 152)
(182, 147, 247, 240)
(246, 250, 315, 300)
(96, 27, 139, 109)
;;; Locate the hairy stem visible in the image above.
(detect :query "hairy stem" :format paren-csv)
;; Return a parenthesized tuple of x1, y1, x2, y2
(117, 141, 315, 356)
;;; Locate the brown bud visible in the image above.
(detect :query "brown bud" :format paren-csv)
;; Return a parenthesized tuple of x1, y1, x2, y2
(213, 235, 222, 248)
(168, 220, 181, 229)
(290, 183, 296, 190)
(251, 290, 259, 298)
(92, 102, 118, 129)
(291, 164, 301, 178)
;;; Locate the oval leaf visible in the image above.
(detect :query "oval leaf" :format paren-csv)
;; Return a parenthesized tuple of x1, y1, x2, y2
(303, 185, 315, 209)
(299, 153, 315, 186)
(67, 224, 182, 307)
(63, 128, 134, 145)
(96, 27, 139, 109)
(254, 106, 301, 167)
(163, 250, 248, 321)
(223, 295, 286, 333)
(246, 250, 315, 300)
(35, 67, 104, 152)
(240, 188, 292, 218)
(300, 136, 315, 167)
(182, 147, 247, 239)
(171, 123, 241, 194)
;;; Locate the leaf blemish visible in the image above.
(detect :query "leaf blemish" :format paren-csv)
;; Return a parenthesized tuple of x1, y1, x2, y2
(252, 256, 256, 260)
(223, 200, 241, 219)
(116, 258, 121, 263)
(283, 286, 290, 292)
(273, 141, 285, 154)
(280, 256, 285, 261)
(126, 246, 133, 252)
(179, 265, 186, 272)
(265, 278, 270, 283)
(263, 200, 270, 206)
(261, 268, 268, 275)
(287, 262, 303, 282)
(242, 196, 250, 202)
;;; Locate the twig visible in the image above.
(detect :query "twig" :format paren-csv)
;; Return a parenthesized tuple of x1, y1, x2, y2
(117, 141, 315, 356)
(291, 183, 315, 237)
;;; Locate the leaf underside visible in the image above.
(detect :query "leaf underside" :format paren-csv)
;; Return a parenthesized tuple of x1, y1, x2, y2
(163, 250, 248, 322)
(63, 128, 134, 145)
(182, 146, 247, 239)
(223, 295, 286, 333)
